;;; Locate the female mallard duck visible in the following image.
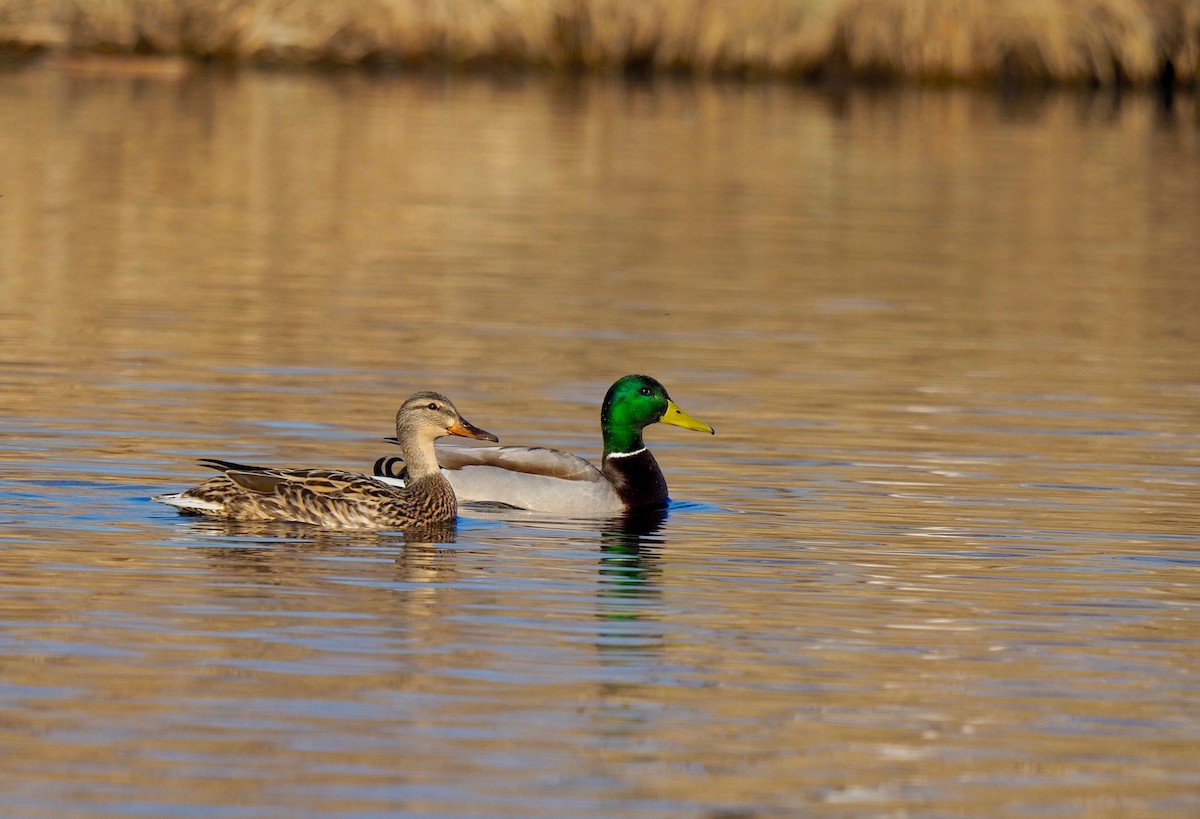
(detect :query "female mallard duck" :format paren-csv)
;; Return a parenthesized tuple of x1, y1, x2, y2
(373, 375, 713, 517)
(154, 392, 497, 529)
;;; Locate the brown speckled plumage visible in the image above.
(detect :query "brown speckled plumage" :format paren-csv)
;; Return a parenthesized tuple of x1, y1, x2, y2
(155, 392, 497, 529)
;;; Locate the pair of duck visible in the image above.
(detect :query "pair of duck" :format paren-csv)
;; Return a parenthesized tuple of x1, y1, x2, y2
(155, 375, 714, 529)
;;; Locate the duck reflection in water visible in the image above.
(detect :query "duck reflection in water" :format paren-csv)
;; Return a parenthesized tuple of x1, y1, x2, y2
(595, 507, 669, 658)
(182, 519, 462, 628)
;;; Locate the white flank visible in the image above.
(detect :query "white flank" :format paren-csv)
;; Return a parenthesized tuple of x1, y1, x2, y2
(448, 466, 624, 516)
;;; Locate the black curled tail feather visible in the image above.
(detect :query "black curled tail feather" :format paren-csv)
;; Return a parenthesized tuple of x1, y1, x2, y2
(373, 456, 408, 479)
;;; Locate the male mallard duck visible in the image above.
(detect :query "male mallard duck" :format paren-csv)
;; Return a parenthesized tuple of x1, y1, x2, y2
(154, 392, 497, 529)
(373, 375, 713, 517)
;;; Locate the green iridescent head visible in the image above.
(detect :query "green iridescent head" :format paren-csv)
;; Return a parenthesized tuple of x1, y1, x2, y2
(600, 375, 714, 457)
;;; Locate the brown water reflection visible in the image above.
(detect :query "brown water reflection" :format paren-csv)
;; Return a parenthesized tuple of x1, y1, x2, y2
(1, 64, 1198, 816)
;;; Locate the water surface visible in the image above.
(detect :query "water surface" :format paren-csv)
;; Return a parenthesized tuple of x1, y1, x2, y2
(1, 66, 1198, 816)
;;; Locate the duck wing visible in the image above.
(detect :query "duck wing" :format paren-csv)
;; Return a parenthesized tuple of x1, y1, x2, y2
(199, 459, 372, 498)
(155, 458, 294, 513)
(223, 467, 376, 497)
(378, 440, 606, 482)
(435, 445, 607, 482)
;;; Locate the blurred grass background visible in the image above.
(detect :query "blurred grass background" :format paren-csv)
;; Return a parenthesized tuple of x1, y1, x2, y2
(0, 0, 1196, 85)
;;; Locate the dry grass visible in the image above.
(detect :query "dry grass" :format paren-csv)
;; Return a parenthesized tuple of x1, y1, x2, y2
(0, 0, 1196, 84)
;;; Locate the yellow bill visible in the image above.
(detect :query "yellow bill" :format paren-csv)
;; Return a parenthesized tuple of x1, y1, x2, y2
(661, 399, 715, 434)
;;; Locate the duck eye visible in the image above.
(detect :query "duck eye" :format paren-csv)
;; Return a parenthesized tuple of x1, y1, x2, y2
(639, 387, 652, 396)
(427, 403, 439, 411)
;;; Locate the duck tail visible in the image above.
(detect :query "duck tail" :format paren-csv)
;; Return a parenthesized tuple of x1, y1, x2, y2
(153, 491, 223, 513)
(373, 456, 408, 480)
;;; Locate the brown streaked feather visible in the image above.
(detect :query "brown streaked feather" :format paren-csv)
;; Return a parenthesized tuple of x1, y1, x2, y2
(174, 467, 457, 529)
